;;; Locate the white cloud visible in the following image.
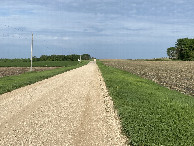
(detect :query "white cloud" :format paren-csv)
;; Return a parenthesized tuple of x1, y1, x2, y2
(1, 0, 194, 59)
(62, 37, 70, 40)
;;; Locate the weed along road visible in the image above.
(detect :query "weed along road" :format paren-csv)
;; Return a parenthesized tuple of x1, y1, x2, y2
(0, 61, 126, 145)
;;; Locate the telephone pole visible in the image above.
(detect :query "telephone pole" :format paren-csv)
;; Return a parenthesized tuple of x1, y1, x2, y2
(30, 33, 33, 72)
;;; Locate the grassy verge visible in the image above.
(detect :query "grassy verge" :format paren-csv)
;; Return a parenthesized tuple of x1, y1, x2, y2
(97, 61, 194, 145)
(0, 61, 89, 95)
(0, 61, 79, 67)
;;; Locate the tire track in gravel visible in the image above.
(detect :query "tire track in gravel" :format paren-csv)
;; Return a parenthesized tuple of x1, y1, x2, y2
(0, 61, 127, 145)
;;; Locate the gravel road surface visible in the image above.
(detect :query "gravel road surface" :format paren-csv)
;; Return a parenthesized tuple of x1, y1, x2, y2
(0, 61, 127, 145)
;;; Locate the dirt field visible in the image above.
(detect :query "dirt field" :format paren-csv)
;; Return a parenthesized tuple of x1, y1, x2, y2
(102, 59, 194, 96)
(0, 61, 127, 145)
(0, 67, 59, 78)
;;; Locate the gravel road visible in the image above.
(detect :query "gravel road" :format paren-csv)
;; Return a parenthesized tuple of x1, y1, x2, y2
(0, 61, 127, 145)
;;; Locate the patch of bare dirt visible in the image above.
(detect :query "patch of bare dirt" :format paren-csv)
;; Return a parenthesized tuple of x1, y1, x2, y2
(102, 60, 194, 96)
(0, 67, 59, 78)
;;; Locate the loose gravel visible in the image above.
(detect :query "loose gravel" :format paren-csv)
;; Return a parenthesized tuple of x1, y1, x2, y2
(0, 61, 127, 146)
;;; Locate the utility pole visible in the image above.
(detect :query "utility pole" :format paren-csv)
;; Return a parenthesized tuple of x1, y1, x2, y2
(30, 33, 33, 72)
(80, 55, 81, 62)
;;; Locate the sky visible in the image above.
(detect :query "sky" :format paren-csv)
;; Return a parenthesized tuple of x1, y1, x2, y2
(1, 0, 194, 59)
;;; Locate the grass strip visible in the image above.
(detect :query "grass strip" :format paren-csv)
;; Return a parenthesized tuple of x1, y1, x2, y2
(0, 61, 79, 67)
(0, 61, 89, 95)
(97, 61, 194, 145)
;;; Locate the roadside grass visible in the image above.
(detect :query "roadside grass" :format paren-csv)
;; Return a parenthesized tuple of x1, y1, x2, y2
(0, 61, 79, 67)
(97, 61, 194, 145)
(0, 61, 88, 95)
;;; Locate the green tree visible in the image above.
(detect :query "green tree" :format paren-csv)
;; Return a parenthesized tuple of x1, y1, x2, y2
(175, 38, 194, 60)
(32, 56, 38, 62)
(167, 47, 177, 59)
(81, 54, 91, 60)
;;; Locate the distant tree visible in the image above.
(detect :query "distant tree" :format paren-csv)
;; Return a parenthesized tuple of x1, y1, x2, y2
(175, 38, 194, 60)
(167, 47, 177, 59)
(81, 54, 91, 60)
(34, 54, 91, 61)
(167, 38, 194, 61)
(188, 50, 194, 60)
(32, 56, 38, 62)
(71, 54, 80, 61)
(39, 55, 48, 61)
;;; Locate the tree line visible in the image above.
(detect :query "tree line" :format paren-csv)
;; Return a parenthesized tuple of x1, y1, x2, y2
(167, 38, 194, 61)
(0, 54, 92, 62)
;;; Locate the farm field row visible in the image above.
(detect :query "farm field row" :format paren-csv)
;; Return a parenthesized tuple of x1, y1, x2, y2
(0, 61, 89, 95)
(101, 59, 194, 96)
(0, 61, 86, 78)
(0, 67, 59, 78)
(97, 61, 194, 145)
(0, 61, 79, 67)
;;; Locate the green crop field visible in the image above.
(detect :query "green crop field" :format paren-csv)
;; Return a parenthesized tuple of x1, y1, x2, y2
(0, 61, 89, 95)
(97, 61, 194, 145)
(0, 61, 79, 67)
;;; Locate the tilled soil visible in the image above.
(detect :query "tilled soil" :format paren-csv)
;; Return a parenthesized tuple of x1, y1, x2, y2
(0, 67, 59, 78)
(0, 61, 127, 146)
(102, 60, 194, 96)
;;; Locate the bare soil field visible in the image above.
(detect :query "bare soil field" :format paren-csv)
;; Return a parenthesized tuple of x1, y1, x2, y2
(101, 59, 194, 96)
(0, 62, 127, 145)
(0, 67, 59, 78)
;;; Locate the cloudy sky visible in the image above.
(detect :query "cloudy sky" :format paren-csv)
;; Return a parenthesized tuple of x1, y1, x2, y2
(0, 0, 194, 59)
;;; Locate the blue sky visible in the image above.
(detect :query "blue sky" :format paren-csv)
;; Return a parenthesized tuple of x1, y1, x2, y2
(0, 0, 194, 59)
